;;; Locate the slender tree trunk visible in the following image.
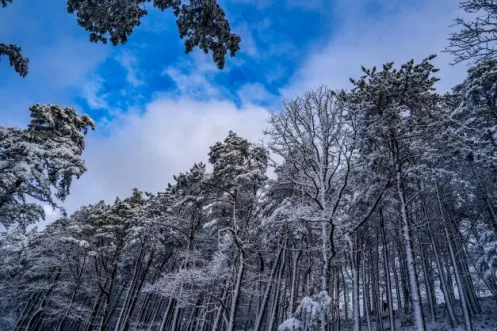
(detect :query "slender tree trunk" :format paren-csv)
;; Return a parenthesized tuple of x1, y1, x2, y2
(269, 249, 286, 330)
(346, 233, 361, 331)
(435, 183, 473, 331)
(447, 211, 482, 315)
(419, 238, 436, 322)
(56, 255, 87, 331)
(379, 207, 396, 331)
(227, 250, 245, 331)
(288, 250, 301, 318)
(429, 221, 457, 326)
(83, 289, 105, 331)
(158, 299, 175, 331)
(321, 217, 329, 292)
(98, 262, 120, 331)
(396, 166, 425, 330)
(212, 286, 228, 331)
(122, 251, 154, 331)
(373, 229, 383, 331)
(334, 269, 341, 331)
(15, 292, 42, 331)
(170, 306, 182, 331)
(391, 252, 402, 314)
(254, 242, 285, 331)
(396, 238, 410, 315)
(114, 257, 141, 331)
(145, 297, 163, 331)
(362, 249, 372, 331)
(25, 269, 62, 331)
(482, 187, 497, 232)
(342, 267, 349, 322)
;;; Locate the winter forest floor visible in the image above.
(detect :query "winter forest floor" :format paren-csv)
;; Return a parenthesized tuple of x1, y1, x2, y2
(358, 297, 497, 331)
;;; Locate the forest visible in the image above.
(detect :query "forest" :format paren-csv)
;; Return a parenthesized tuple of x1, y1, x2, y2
(1, 0, 497, 331)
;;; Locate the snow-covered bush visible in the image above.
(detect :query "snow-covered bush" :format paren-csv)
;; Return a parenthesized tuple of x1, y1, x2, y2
(279, 291, 332, 331)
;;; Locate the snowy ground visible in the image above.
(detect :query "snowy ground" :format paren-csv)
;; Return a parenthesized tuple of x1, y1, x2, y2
(362, 297, 497, 331)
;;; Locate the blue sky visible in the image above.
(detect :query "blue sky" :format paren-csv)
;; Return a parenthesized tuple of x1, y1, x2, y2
(1, 0, 334, 126)
(1, 0, 472, 225)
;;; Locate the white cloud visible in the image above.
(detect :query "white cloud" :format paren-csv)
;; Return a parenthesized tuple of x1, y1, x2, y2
(116, 51, 145, 87)
(236, 24, 259, 57)
(282, 0, 470, 97)
(164, 67, 222, 98)
(237, 82, 279, 108)
(162, 51, 226, 99)
(57, 96, 270, 215)
(82, 76, 109, 109)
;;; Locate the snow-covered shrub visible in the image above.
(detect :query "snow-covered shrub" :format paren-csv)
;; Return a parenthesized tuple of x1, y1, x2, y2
(278, 291, 332, 331)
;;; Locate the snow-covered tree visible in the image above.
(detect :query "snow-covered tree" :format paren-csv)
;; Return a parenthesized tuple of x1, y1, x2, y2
(67, 0, 240, 69)
(2, 0, 239, 76)
(265, 87, 354, 294)
(3, 51, 497, 331)
(0, 43, 28, 77)
(347, 56, 444, 331)
(205, 131, 268, 331)
(0, 104, 95, 229)
(449, 59, 497, 167)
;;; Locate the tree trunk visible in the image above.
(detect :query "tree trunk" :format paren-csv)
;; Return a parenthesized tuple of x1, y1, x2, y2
(269, 250, 286, 330)
(289, 250, 301, 318)
(419, 237, 436, 322)
(254, 242, 285, 331)
(346, 233, 361, 331)
(158, 299, 175, 331)
(227, 250, 245, 331)
(380, 207, 396, 331)
(122, 251, 154, 331)
(396, 167, 425, 330)
(435, 183, 473, 331)
(362, 249, 372, 331)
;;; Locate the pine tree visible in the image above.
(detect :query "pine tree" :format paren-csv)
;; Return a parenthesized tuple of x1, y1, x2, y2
(347, 56, 443, 330)
(0, 104, 95, 229)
